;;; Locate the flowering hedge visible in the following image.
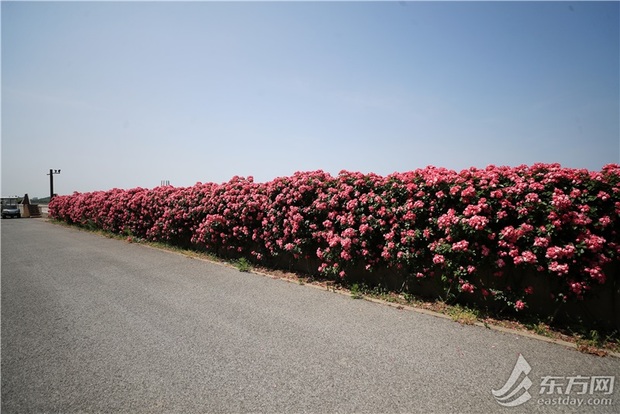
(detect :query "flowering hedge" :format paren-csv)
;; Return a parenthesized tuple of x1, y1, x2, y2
(49, 164, 620, 314)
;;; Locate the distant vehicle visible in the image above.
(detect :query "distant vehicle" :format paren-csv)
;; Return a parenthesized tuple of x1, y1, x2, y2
(2, 206, 21, 219)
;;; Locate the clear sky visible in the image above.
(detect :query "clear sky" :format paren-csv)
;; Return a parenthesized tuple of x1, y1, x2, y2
(2, 1, 619, 198)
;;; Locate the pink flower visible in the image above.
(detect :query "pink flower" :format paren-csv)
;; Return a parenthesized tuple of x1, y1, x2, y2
(340, 237, 352, 250)
(548, 261, 569, 275)
(525, 193, 540, 203)
(452, 240, 469, 252)
(463, 204, 481, 217)
(597, 191, 610, 201)
(461, 283, 475, 293)
(461, 186, 476, 199)
(515, 300, 526, 311)
(551, 189, 571, 210)
(545, 244, 576, 260)
(466, 215, 489, 231)
(569, 282, 582, 294)
(582, 234, 606, 252)
(585, 266, 606, 283)
(433, 254, 445, 265)
(340, 250, 352, 260)
(521, 250, 537, 264)
(534, 237, 549, 248)
(437, 209, 459, 230)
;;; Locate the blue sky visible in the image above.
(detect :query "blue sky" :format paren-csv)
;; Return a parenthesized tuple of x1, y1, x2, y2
(2, 1, 619, 198)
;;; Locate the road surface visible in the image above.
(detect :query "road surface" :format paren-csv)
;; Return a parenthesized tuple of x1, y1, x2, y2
(2, 219, 618, 413)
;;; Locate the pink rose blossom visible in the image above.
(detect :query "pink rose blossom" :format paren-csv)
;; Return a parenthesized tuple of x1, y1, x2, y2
(452, 240, 469, 252)
(433, 254, 445, 265)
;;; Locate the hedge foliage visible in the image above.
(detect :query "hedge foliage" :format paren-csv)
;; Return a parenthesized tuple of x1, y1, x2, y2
(49, 164, 620, 312)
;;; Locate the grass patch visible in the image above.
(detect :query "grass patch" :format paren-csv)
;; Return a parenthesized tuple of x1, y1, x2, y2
(524, 321, 553, 338)
(572, 329, 620, 356)
(350, 283, 363, 299)
(234, 257, 252, 273)
(446, 304, 480, 325)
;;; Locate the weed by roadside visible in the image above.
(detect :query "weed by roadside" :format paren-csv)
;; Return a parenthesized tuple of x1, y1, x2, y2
(446, 304, 480, 325)
(235, 257, 252, 273)
(350, 283, 363, 299)
(524, 321, 554, 338)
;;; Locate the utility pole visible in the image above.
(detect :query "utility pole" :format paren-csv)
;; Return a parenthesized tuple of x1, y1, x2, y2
(48, 169, 61, 200)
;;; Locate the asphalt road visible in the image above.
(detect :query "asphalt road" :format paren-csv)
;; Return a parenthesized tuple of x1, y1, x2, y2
(2, 219, 619, 413)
